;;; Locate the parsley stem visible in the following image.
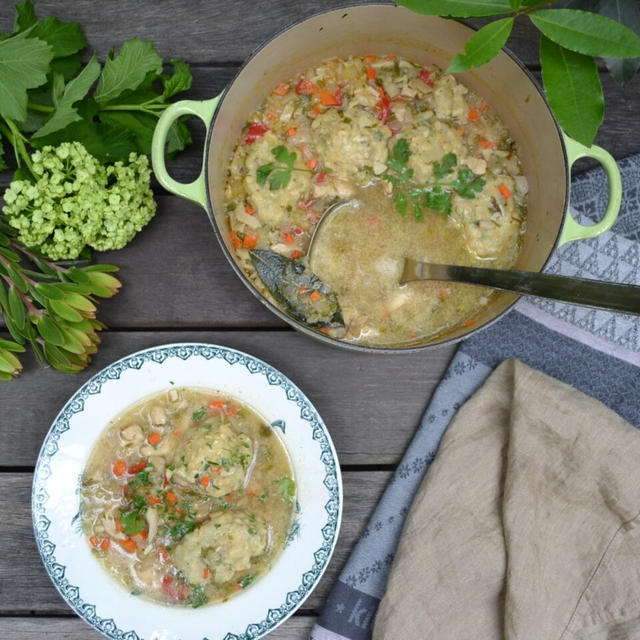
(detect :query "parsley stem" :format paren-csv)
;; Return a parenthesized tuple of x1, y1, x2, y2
(100, 104, 165, 116)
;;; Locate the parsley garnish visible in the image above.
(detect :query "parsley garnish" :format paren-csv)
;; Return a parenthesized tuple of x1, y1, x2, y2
(187, 585, 208, 608)
(192, 407, 207, 421)
(119, 493, 148, 535)
(383, 140, 486, 219)
(169, 520, 198, 540)
(256, 145, 326, 191)
(237, 573, 256, 589)
(276, 476, 296, 504)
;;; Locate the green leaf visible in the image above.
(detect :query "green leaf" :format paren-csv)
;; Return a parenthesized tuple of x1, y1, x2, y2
(451, 167, 486, 198)
(599, 0, 640, 85)
(530, 9, 640, 58)
(256, 162, 275, 185)
(509, 0, 522, 9)
(425, 187, 453, 215)
(99, 110, 156, 154)
(0, 32, 53, 122)
(0, 338, 25, 352)
(36, 315, 66, 346)
(49, 298, 84, 322)
(33, 56, 101, 138)
(268, 170, 291, 190)
(446, 17, 514, 73)
(13, 0, 37, 32)
(7, 286, 26, 330)
(397, 0, 512, 17)
(391, 137, 410, 165)
(0, 136, 6, 172)
(276, 476, 296, 503)
(394, 191, 408, 215)
(166, 118, 192, 157)
(31, 16, 86, 58)
(162, 59, 193, 99)
(50, 53, 83, 80)
(433, 152, 457, 180)
(539, 36, 603, 147)
(94, 38, 163, 105)
(272, 145, 296, 168)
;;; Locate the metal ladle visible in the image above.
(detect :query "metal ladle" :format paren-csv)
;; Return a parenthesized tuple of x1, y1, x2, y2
(308, 200, 640, 316)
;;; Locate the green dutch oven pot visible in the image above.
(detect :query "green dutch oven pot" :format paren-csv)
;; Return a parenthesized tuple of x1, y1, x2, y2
(151, 3, 622, 353)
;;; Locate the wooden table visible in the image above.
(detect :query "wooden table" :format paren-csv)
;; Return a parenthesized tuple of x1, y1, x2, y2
(1, 2, 638, 638)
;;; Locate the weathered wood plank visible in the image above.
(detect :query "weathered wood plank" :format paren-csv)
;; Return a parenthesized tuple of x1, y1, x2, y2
(0, 1, 545, 66)
(0, 470, 391, 614)
(0, 616, 316, 639)
(0, 330, 454, 466)
(0, 616, 317, 640)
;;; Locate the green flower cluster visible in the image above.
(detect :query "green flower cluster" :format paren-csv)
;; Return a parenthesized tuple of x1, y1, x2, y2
(3, 142, 156, 260)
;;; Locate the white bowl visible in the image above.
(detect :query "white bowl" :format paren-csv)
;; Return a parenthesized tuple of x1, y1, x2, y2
(32, 343, 342, 640)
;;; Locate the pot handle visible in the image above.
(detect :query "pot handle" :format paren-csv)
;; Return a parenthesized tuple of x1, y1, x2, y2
(558, 134, 622, 246)
(151, 96, 221, 210)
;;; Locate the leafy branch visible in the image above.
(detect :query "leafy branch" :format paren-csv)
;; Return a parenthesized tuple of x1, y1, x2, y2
(383, 139, 485, 219)
(398, 0, 640, 146)
(0, 218, 120, 379)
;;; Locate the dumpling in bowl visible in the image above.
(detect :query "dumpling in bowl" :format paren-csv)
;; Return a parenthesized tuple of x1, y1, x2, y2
(170, 423, 253, 497)
(171, 512, 268, 585)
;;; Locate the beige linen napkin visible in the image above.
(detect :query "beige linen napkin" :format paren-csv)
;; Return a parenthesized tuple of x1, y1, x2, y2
(373, 359, 640, 640)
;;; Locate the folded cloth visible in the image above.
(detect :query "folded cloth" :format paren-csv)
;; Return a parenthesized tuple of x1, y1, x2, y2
(310, 154, 640, 640)
(374, 359, 640, 640)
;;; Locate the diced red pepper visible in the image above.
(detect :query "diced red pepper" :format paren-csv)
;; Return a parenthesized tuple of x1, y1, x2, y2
(128, 460, 147, 475)
(244, 122, 269, 144)
(419, 69, 434, 87)
(295, 77, 318, 95)
(290, 250, 303, 259)
(366, 67, 377, 80)
(374, 86, 391, 124)
(313, 172, 327, 184)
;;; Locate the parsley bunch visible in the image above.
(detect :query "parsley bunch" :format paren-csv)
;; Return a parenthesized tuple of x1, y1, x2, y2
(383, 139, 485, 220)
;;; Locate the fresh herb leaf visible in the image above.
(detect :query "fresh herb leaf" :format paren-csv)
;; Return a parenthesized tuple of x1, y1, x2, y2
(120, 510, 146, 535)
(30, 16, 87, 58)
(272, 144, 296, 168)
(256, 162, 275, 185)
(237, 573, 256, 589)
(433, 152, 457, 180)
(13, 0, 38, 31)
(425, 186, 453, 216)
(187, 585, 208, 608)
(530, 8, 640, 59)
(391, 137, 411, 164)
(450, 167, 486, 198)
(170, 519, 198, 540)
(268, 169, 292, 190)
(539, 35, 603, 147)
(162, 59, 193, 99)
(192, 407, 207, 421)
(397, 0, 512, 18)
(276, 476, 296, 503)
(447, 17, 514, 73)
(393, 191, 408, 215)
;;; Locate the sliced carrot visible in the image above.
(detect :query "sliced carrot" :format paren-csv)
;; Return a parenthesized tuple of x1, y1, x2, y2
(319, 326, 331, 334)
(233, 583, 243, 591)
(364, 54, 377, 63)
(229, 230, 242, 249)
(166, 491, 177, 506)
(272, 82, 290, 96)
(147, 432, 162, 446)
(286, 127, 297, 138)
(199, 476, 211, 487)
(366, 67, 376, 80)
(290, 250, 303, 259)
(100, 538, 110, 550)
(481, 103, 489, 111)
(310, 106, 322, 117)
(112, 459, 126, 477)
(149, 496, 162, 505)
(464, 318, 474, 328)
(265, 109, 278, 121)
(128, 460, 147, 475)
(468, 107, 479, 122)
(305, 158, 318, 171)
(115, 517, 124, 533)
(244, 204, 255, 215)
(282, 232, 295, 245)
(224, 495, 234, 504)
(225, 405, 238, 417)
(209, 399, 225, 411)
(203, 568, 211, 579)
(211, 465, 222, 476)
(158, 546, 170, 561)
(120, 538, 137, 553)
(172, 430, 181, 436)
(385, 53, 395, 61)
(139, 529, 148, 540)
(89, 536, 99, 548)
(478, 138, 495, 149)
(242, 233, 259, 249)
(498, 183, 513, 199)
(309, 290, 322, 302)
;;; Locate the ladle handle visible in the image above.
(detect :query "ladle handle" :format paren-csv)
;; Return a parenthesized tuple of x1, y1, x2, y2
(401, 260, 640, 315)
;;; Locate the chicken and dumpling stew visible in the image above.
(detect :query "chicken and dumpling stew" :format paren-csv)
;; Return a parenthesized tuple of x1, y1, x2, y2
(224, 55, 527, 347)
(80, 388, 295, 607)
